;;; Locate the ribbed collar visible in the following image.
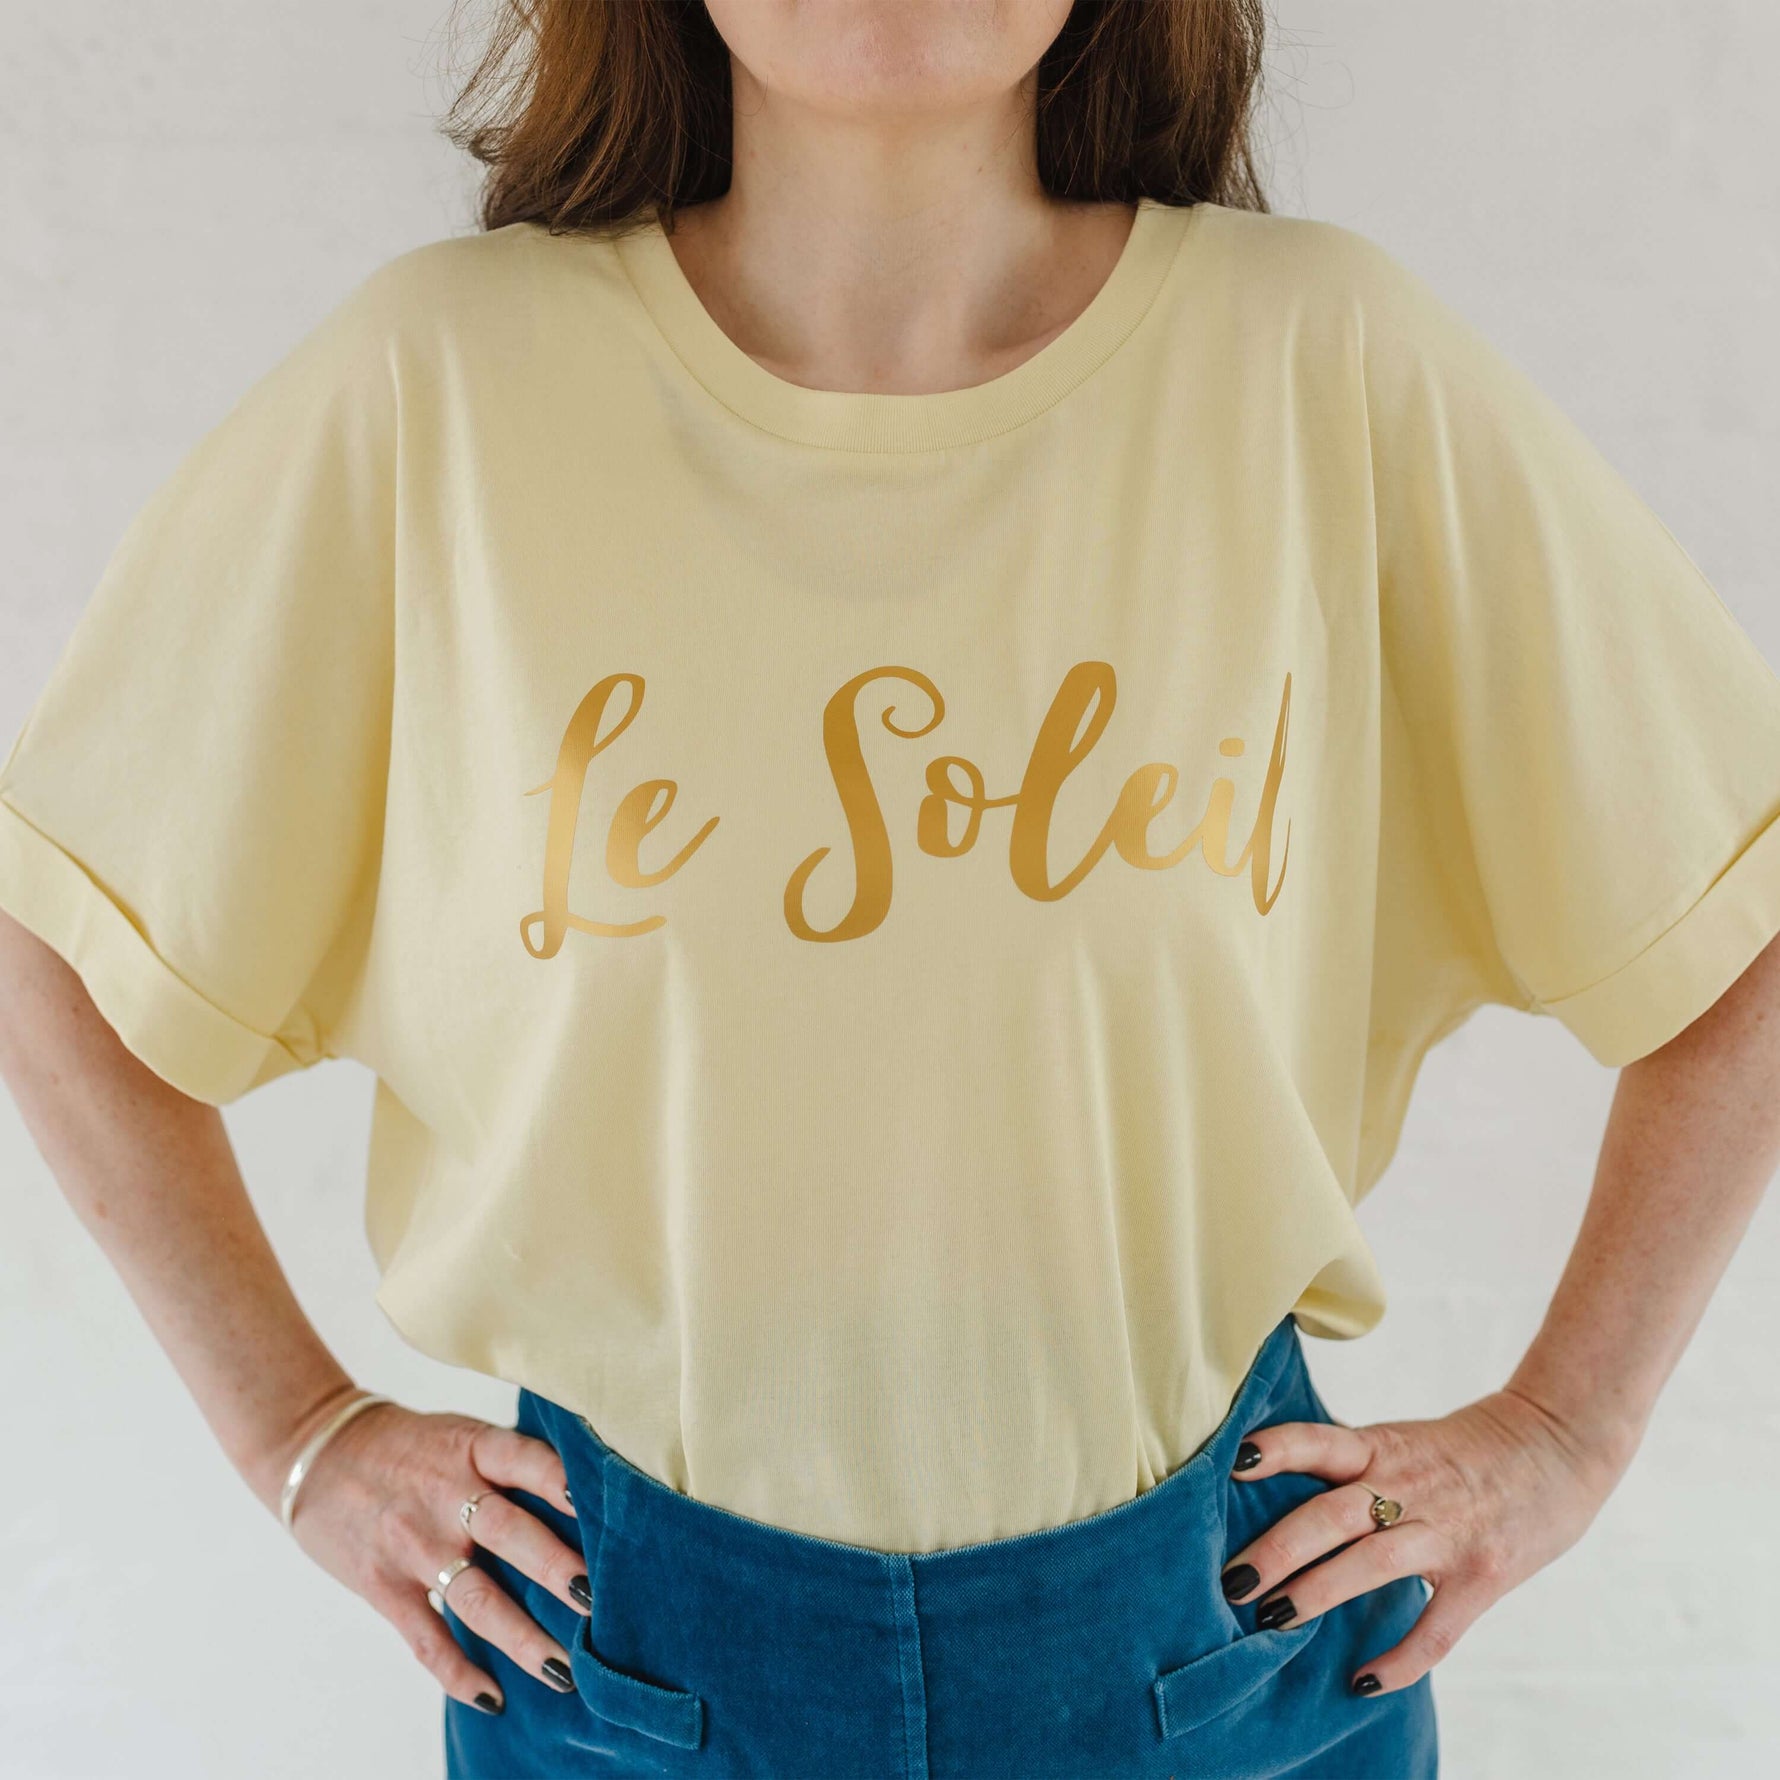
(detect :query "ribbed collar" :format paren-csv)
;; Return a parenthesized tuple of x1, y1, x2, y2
(612, 198, 1204, 453)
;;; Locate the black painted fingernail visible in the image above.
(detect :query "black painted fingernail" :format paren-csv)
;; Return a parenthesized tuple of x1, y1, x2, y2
(568, 1574, 592, 1610)
(1220, 1563, 1260, 1601)
(472, 1691, 503, 1715)
(1353, 1672, 1383, 1696)
(1233, 1440, 1262, 1472)
(1257, 1595, 1297, 1630)
(541, 1657, 575, 1692)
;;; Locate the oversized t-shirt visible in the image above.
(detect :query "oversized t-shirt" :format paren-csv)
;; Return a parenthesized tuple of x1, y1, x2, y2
(5, 197, 1780, 1554)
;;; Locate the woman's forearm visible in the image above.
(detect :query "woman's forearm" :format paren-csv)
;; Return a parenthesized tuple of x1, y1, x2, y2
(2, 907, 591, 1708)
(1220, 932, 1780, 1696)
(1504, 930, 1780, 1477)
(0, 909, 355, 1510)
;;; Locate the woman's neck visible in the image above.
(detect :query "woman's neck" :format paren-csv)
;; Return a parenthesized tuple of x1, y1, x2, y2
(662, 72, 1138, 397)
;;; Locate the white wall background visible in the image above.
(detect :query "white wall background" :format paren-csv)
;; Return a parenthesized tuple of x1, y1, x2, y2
(1, 4, 1775, 1776)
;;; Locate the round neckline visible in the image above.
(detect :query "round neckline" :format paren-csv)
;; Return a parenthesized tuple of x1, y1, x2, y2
(611, 198, 1203, 453)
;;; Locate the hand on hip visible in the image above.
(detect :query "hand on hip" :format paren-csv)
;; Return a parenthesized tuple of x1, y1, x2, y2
(286, 1401, 586, 1717)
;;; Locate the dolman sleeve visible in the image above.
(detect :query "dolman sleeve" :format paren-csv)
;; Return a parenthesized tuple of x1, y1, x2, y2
(0, 270, 400, 1105)
(1356, 235, 1780, 1175)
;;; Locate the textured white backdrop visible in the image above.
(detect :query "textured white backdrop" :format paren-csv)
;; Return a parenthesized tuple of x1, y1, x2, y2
(1, 5, 1775, 1777)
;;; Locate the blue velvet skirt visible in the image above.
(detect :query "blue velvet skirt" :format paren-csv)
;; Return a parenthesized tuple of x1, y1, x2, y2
(444, 1312, 1438, 1777)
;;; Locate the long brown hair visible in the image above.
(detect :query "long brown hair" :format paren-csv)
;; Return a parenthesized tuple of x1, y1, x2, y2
(444, 0, 1270, 237)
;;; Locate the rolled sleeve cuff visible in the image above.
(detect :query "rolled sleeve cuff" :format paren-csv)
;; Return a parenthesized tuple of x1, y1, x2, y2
(0, 794, 311, 1104)
(1538, 806, 1780, 1068)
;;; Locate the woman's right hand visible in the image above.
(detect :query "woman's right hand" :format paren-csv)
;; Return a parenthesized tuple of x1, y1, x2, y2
(0, 929, 585, 1719)
(281, 1393, 589, 1716)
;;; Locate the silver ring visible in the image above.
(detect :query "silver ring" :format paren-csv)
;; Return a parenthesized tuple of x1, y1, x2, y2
(430, 1555, 473, 1614)
(459, 1491, 492, 1532)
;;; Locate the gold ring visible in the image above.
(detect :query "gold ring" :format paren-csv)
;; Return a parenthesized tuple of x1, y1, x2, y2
(1368, 1492, 1404, 1529)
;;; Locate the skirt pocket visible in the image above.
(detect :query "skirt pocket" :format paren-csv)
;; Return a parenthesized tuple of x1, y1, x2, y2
(518, 1548, 708, 1754)
(567, 1616, 706, 1751)
(1152, 1616, 1322, 1740)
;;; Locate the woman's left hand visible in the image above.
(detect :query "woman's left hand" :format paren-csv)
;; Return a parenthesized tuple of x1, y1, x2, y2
(1218, 1388, 1630, 1695)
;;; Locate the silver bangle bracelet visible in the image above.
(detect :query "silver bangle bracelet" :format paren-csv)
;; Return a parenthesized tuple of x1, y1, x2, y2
(279, 1390, 393, 1534)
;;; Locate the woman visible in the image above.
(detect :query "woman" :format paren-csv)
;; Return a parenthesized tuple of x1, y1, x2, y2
(3, 1, 1778, 1774)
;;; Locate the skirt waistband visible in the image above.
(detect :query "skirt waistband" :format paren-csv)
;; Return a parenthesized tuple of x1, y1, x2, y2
(542, 1309, 1306, 1575)
(455, 1312, 1439, 1777)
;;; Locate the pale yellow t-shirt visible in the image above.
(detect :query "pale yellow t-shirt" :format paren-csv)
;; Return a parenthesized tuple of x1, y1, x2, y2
(5, 198, 1780, 1553)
